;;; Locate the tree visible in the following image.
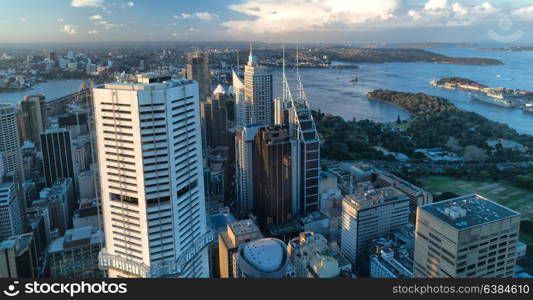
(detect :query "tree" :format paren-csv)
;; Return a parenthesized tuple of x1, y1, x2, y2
(396, 114, 401, 125)
(463, 145, 488, 163)
(445, 137, 463, 153)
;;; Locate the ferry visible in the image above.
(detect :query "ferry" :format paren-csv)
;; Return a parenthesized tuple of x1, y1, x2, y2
(524, 103, 533, 113)
(470, 93, 517, 108)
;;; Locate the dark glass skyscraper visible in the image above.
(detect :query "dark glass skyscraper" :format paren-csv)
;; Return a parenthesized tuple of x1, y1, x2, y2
(253, 126, 293, 230)
(40, 129, 74, 187)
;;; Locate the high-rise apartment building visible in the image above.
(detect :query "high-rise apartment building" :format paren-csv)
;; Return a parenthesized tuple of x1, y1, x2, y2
(218, 219, 263, 278)
(186, 52, 211, 102)
(40, 129, 75, 188)
(94, 74, 209, 278)
(413, 194, 520, 278)
(17, 94, 48, 149)
(235, 124, 263, 218)
(244, 48, 273, 126)
(253, 126, 293, 230)
(341, 187, 410, 274)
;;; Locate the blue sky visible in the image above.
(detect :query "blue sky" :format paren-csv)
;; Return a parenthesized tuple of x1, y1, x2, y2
(2, 0, 533, 43)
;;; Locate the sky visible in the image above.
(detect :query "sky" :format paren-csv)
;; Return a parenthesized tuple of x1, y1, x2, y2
(2, 0, 533, 44)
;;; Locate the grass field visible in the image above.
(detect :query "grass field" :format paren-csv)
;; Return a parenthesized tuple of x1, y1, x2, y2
(421, 176, 533, 220)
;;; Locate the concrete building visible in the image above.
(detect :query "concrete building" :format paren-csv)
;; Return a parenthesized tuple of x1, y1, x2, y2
(414, 194, 520, 278)
(48, 226, 104, 278)
(0, 162, 24, 240)
(236, 45, 273, 127)
(0, 104, 25, 183)
(17, 94, 48, 149)
(185, 52, 211, 102)
(369, 237, 414, 278)
(253, 126, 293, 230)
(94, 74, 208, 278)
(218, 219, 263, 278)
(235, 124, 263, 218)
(341, 187, 410, 274)
(33, 178, 74, 236)
(202, 86, 229, 149)
(0, 233, 39, 278)
(288, 232, 352, 278)
(235, 238, 294, 278)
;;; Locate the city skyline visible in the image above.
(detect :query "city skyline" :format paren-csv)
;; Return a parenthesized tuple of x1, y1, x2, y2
(3, 0, 533, 43)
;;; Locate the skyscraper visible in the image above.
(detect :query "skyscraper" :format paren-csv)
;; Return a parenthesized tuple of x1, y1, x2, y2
(18, 94, 48, 149)
(218, 219, 263, 278)
(253, 126, 293, 230)
(235, 124, 263, 218)
(0, 233, 39, 278)
(413, 194, 520, 278)
(40, 129, 75, 188)
(234, 45, 273, 128)
(0, 104, 24, 182)
(0, 166, 25, 240)
(94, 74, 209, 278)
(341, 187, 410, 274)
(202, 85, 228, 149)
(186, 52, 211, 102)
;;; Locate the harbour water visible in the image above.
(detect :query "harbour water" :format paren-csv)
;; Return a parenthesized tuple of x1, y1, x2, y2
(1, 48, 532, 136)
(272, 47, 533, 135)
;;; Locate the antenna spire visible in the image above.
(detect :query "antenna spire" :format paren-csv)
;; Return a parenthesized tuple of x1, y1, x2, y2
(248, 41, 254, 65)
(296, 41, 299, 74)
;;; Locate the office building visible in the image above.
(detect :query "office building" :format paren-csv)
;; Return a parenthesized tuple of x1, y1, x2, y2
(235, 124, 263, 218)
(48, 226, 104, 278)
(17, 94, 48, 149)
(93, 74, 208, 278)
(33, 178, 74, 236)
(0, 104, 24, 183)
(185, 52, 211, 102)
(288, 232, 352, 278)
(413, 194, 520, 278)
(243, 46, 273, 126)
(341, 187, 410, 274)
(369, 237, 414, 278)
(0, 175, 25, 240)
(233, 70, 250, 127)
(202, 86, 229, 149)
(40, 129, 75, 188)
(0, 233, 39, 278)
(235, 238, 294, 278)
(217, 218, 263, 278)
(253, 126, 293, 230)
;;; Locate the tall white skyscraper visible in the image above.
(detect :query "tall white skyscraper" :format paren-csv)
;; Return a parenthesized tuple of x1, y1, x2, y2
(234, 45, 273, 127)
(94, 74, 209, 278)
(235, 124, 263, 218)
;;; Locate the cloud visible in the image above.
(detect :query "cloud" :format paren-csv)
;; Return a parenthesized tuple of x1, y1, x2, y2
(62, 24, 79, 35)
(90, 14, 103, 20)
(57, 18, 65, 23)
(88, 30, 99, 35)
(71, 0, 105, 8)
(512, 5, 533, 21)
(127, 2, 134, 7)
(223, 0, 399, 34)
(20, 17, 28, 22)
(402, 1, 499, 27)
(175, 12, 219, 21)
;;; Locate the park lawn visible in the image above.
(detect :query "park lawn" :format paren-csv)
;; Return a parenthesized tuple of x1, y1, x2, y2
(421, 176, 533, 220)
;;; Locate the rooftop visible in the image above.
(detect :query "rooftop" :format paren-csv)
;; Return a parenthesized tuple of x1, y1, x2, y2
(242, 238, 286, 272)
(229, 219, 260, 236)
(421, 194, 520, 230)
(345, 187, 409, 210)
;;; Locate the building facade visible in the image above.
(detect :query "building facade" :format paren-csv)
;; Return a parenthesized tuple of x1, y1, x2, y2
(413, 194, 520, 278)
(94, 74, 209, 278)
(18, 94, 48, 149)
(40, 129, 75, 188)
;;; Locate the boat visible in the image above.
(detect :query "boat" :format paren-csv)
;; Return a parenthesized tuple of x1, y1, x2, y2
(470, 93, 517, 108)
(350, 77, 358, 83)
(524, 103, 533, 113)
